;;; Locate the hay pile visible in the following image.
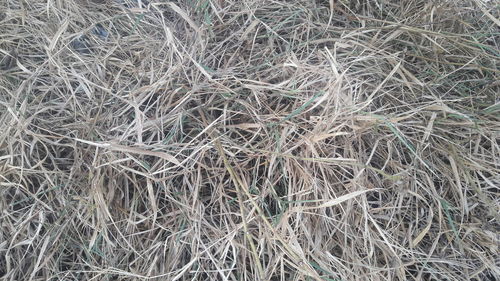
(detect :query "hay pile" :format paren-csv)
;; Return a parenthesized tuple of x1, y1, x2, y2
(1, 0, 498, 280)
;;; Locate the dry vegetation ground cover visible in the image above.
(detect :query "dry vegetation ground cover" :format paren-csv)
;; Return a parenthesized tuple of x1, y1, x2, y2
(0, 0, 499, 280)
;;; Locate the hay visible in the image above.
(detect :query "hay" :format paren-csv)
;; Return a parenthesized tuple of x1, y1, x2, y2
(1, 0, 498, 280)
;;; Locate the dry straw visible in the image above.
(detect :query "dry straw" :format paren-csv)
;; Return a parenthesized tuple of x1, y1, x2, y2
(0, 0, 498, 280)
